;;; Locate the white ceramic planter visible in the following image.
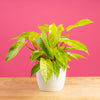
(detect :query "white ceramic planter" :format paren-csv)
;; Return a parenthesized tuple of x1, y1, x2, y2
(36, 68, 66, 91)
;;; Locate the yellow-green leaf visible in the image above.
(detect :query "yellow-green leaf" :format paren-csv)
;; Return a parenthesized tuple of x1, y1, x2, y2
(29, 32, 40, 41)
(70, 52, 85, 59)
(67, 52, 85, 59)
(54, 48, 67, 71)
(64, 47, 76, 50)
(66, 64, 70, 68)
(48, 23, 57, 48)
(48, 23, 64, 48)
(38, 24, 49, 32)
(52, 61, 60, 78)
(11, 31, 40, 41)
(31, 49, 45, 61)
(11, 32, 30, 40)
(28, 32, 40, 49)
(66, 52, 72, 61)
(57, 24, 64, 35)
(36, 32, 54, 58)
(66, 52, 78, 59)
(40, 58, 53, 83)
(66, 19, 93, 31)
(59, 37, 88, 53)
(5, 38, 27, 62)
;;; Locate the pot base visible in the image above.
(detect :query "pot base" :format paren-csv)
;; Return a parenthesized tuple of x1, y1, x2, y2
(36, 69, 66, 92)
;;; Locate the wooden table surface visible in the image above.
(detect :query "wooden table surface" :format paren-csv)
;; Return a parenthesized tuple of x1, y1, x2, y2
(0, 77, 100, 100)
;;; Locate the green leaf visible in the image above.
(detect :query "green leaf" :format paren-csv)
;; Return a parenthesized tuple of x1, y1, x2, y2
(31, 63, 40, 77)
(31, 49, 45, 61)
(59, 37, 88, 53)
(66, 19, 93, 31)
(52, 61, 60, 78)
(69, 52, 85, 59)
(54, 48, 67, 71)
(11, 32, 40, 50)
(48, 23, 64, 48)
(29, 32, 40, 41)
(11, 31, 40, 41)
(40, 58, 53, 83)
(66, 64, 70, 68)
(48, 23, 57, 48)
(66, 52, 85, 59)
(36, 32, 54, 58)
(66, 52, 78, 59)
(11, 32, 30, 40)
(61, 46, 76, 51)
(57, 24, 64, 35)
(28, 32, 40, 49)
(64, 47, 76, 50)
(65, 53, 72, 61)
(38, 24, 49, 32)
(5, 38, 27, 62)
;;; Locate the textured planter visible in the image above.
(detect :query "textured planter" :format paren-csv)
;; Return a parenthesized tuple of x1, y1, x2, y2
(36, 68, 66, 91)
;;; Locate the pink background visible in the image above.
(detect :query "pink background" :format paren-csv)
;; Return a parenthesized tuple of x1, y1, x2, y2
(0, 0, 100, 77)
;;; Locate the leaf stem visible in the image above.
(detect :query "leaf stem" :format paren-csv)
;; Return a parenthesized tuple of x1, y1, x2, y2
(56, 43, 59, 48)
(60, 42, 64, 47)
(40, 55, 47, 58)
(63, 45, 67, 50)
(32, 41, 38, 50)
(25, 44, 35, 51)
(54, 56, 56, 61)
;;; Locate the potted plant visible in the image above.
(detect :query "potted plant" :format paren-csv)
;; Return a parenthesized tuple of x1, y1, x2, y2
(5, 19, 93, 91)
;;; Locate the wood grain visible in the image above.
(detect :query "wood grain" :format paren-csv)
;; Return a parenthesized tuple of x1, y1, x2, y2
(0, 77, 100, 100)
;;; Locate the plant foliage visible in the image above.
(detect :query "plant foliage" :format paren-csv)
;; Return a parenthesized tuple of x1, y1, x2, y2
(5, 19, 93, 83)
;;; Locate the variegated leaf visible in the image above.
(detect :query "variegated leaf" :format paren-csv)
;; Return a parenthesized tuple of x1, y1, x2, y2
(31, 63, 40, 77)
(40, 58, 53, 83)
(6, 38, 27, 62)
(36, 32, 54, 58)
(66, 19, 93, 31)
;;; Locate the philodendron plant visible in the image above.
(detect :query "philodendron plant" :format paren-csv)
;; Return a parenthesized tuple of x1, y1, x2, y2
(6, 19, 93, 83)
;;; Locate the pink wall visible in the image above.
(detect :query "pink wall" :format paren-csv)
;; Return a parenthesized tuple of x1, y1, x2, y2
(0, 0, 100, 77)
